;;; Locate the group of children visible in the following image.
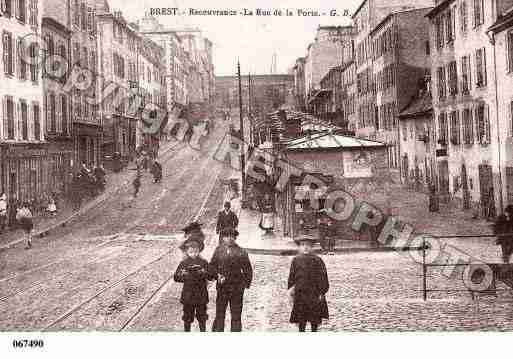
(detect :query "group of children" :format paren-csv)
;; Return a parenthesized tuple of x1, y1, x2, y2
(174, 224, 330, 332)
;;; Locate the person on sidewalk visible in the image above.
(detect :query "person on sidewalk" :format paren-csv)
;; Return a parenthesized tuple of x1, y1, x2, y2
(174, 236, 214, 332)
(259, 192, 275, 236)
(0, 193, 7, 234)
(215, 202, 239, 245)
(209, 228, 253, 332)
(47, 196, 57, 217)
(494, 205, 513, 263)
(150, 160, 162, 183)
(318, 209, 335, 254)
(133, 174, 142, 198)
(288, 235, 329, 332)
(16, 202, 34, 249)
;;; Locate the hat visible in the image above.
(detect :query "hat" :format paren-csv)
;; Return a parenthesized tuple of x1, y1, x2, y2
(293, 234, 317, 245)
(224, 201, 231, 208)
(182, 221, 203, 234)
(220, 228, 239, 238)
(179, 236, 205, 252)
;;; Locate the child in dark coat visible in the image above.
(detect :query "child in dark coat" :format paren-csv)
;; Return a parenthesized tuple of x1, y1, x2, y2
(288, 235, 329, 332)
(174, 236, 214, 332)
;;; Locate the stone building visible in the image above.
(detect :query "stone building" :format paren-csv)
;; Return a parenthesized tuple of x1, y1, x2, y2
(304, 26, 354, 110)
(352, 0, 434, 174)
(0, 0, 46, 210)
(398, 77, 435, 190)
(42, 16, 74, 196)
(69, 0, 102, 169)
(427, 0, 513, 216)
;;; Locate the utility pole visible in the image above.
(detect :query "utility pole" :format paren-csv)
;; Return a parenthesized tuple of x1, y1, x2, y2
(237, 60, 246, 205)
(248, 72, 253, 146)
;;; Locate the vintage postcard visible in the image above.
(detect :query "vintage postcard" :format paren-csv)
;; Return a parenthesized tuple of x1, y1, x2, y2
(1, 0, 512, 356)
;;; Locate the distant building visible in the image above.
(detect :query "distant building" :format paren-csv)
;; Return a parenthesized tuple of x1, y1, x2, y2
(304, 26, 354, 110)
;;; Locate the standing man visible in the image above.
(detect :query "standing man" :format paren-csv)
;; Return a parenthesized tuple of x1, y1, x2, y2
(209, 228, 253, 332)
(0, 193, 7, 234)
(215, 201, 239, 244)
(494, 205, 513, 263)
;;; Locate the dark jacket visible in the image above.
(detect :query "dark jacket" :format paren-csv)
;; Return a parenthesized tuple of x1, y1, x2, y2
(288, 253, 329, 324)
(174, 256, 213, 305)
(209, 243, 253, 290)
(215, 210, 239, 234)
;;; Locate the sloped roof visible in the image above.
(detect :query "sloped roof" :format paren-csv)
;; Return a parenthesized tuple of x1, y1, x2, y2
(286, 133, 386, 150)
(398, 91, 433, 119)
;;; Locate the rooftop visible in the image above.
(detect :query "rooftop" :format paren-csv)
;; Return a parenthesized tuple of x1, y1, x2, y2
(286, 133, 386, 150)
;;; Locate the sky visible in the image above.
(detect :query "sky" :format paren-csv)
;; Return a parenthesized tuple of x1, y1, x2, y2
(107, 0, 361, 76)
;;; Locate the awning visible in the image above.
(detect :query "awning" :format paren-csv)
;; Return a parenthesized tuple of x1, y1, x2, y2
(307, 89, 332, 104)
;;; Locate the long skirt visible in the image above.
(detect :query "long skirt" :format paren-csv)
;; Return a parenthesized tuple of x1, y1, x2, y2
(259, 212, 274, 230)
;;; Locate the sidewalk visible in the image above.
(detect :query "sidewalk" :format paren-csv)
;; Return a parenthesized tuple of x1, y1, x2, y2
(0, 140, 179, 250)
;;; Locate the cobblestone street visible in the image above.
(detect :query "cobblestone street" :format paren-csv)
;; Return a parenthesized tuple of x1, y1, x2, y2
(0, 120, 512, 331)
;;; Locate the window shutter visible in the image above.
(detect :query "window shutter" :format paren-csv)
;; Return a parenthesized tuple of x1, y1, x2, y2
(45, 94, 50, 133)
(511, 101, 513, 136)
(3, 32, 8, 74)
(15, 101, 20, 140)
(485, 103, 490, 143)
(483, 47, 487, 85)
(2, 96, 6, 139)
(56, 95, 61, 133)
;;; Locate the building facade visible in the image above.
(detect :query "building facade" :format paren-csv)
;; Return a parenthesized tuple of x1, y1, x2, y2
(352, 0, 434, 174)
(427, 0, 513, 216)
(292, 57, 306, 112)
(490, 4, 513, 211)
(0, 0, 47, 212)
(69, 0, 102, 169)
(304, 26, 354, 110)
(42, 16, 74, 196)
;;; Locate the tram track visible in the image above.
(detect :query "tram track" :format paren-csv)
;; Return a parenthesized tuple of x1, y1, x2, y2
(0, 141, 187, 303)
(39, 158, 224, 331)
(0, 125, 229, 330)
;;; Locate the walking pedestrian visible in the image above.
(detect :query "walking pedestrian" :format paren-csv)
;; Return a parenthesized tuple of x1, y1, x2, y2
(133, 174, 141, 198)
(0, 193, 7, 234)
(150, 160, 162, 183)
(318, 209, 335, 253)
(16, 202, 34, 249)
(215, 202, 239, 244)
(209, 228, 253, 332)
(174, 236, 214, 332)
(259, 192, 275, 236)
(428, 184, 439, 212)
(288, 235, 329, 332)
(494, 205, 513, 263)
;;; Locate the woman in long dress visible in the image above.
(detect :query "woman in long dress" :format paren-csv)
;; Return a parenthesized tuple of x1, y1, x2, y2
(259, 192, 275, 235)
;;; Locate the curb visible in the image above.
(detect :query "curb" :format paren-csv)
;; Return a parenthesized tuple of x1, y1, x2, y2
(0, 142, 179, 251)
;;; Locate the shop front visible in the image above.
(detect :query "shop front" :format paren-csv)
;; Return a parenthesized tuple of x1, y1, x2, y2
(74, 123, 102, 170)
(0, 142, 73, 224)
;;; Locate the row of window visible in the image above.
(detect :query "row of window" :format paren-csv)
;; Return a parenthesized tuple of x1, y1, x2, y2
(437, 104, 490, 146)
(373, 26, 397, 60)
(44, 92, 70, 135)
(375, 64, 396, 93)
(72, 42, 96, 72)
(73, 91, 96, 121)
(73, 0, 94, 34)
(436, 48, 487, 100)
(376, 102, 397, 131)
(1, 0, 38, 28)
(435, 0, 485, 51)
(2, 96, 40, 141)
(3, 31, 39, 83)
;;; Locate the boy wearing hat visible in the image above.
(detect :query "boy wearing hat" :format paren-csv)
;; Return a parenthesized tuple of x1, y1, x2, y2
(174, 236, 214, 332)
(288, 235, 329, 332)
(210, 228, 253, 332)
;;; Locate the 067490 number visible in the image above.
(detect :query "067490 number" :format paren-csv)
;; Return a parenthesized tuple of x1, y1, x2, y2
(12, 339, 44, 348)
